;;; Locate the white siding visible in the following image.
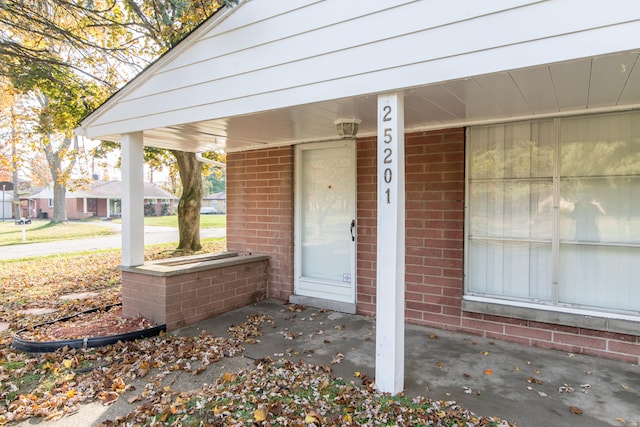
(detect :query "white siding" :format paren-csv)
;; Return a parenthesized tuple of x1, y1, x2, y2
(81, 0, 640, 140)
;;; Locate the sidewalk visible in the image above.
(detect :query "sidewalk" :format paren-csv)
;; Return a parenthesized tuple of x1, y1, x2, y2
(0, 225, 226, 260)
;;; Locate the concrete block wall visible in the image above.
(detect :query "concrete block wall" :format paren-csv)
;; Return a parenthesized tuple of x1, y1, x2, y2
(122, 257, 268, 330)
(226, 147, 294, 301)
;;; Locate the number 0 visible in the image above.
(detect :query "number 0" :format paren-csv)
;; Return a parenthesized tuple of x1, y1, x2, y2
(384, 168, 392, 184)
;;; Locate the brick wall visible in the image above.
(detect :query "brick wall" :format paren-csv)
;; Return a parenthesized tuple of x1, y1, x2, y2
(122, 257, 268, 330)
(354, 129, 640, 363)
(355, 129, 465, 321)
(227, 147, 294, 301)
(220, 131, 640, 363)
(355, 136, 379, 316)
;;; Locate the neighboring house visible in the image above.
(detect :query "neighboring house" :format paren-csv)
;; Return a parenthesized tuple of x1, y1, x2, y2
(77, 0, 640, 385)
(202, 191, 226, 214)
(0, 191, 13, 220)
(28, 180, 178, 220)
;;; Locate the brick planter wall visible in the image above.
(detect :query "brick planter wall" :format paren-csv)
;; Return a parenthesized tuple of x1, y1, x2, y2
(121, 254, 269, 330)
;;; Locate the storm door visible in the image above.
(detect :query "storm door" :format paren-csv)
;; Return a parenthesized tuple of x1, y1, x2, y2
(294, 140, 356, 303)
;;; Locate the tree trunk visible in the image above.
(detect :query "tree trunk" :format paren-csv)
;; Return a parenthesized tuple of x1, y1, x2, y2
(172, 150, 203, 252)
(52, 180, 67, 222)
(11, 131, 20, 219)
(51, 154, 67, 223)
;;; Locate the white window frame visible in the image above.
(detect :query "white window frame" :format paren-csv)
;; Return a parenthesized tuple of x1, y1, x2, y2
(463, 112, 640, 332)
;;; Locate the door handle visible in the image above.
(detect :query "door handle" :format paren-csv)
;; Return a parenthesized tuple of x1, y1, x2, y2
(350, 219, 356, 241)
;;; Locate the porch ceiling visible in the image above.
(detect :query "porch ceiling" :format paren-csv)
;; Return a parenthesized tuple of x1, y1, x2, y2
(141, 50, 640, 153)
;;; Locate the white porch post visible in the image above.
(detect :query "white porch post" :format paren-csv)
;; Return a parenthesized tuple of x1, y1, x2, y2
(106, 198, 111, 218)
(121, 132, 145, 266)
(83, 197, 88, 213)
(375, 92, 405, 394)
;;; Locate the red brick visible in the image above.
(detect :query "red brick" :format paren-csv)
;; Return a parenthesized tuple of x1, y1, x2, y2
(579, 329, 637, 343)
(608, 340, 640, 356)
(461, 318, 505, 334)
(530, 322, 580, 335)
(505, 325, 552, 341)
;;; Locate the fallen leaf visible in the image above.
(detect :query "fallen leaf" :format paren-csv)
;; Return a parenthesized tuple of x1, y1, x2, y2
(220, 371, 238, 383)
(481, 351, 490, 356)
(329, 352, 344, 365)
(428, 333, 438, 339)
(616, 417, 627, 426)
(483, 369, 493, 375)
(127, 395, 142, 404)
(305, 410, 323, 424)
(621, 383, 629, 390)
(527, 376, 543, 385)
(570, 406, 583, 415)
(254, 406, 269, 422)
(436, 361, 445, 369)
(558, 383, 575, 393)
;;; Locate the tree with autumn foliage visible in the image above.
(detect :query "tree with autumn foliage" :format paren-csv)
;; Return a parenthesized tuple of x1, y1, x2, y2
(2, 0, 234, 244)
(2, 0, 124, 222)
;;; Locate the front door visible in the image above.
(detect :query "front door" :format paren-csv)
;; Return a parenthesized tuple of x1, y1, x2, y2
(294, 140, 356, 304)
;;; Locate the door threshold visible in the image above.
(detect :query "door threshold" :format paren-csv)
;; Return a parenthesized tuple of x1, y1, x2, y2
(289, 295, 356, 314)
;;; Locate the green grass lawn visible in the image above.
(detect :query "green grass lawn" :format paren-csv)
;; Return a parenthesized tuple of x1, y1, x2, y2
(111, 214, 226, 228)
(0, 215, 225, 246)
(0, 219, 116, 246)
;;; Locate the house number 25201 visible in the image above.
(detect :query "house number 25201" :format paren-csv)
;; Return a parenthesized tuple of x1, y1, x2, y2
(382, 105, 393, 204)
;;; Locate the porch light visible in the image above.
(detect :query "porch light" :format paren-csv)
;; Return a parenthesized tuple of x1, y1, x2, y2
(334, 119, 361, 138)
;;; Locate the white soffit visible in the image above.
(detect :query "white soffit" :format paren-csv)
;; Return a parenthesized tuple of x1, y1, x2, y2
(136, 50, 640, 153)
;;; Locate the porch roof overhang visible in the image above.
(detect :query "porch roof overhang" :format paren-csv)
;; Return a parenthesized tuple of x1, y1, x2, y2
(78, 49, 640, 153)
(76, 1, 640, 152)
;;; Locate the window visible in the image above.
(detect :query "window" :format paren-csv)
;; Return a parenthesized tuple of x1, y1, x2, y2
(48, 199, 54, 208)
(466, 112, 640, 317)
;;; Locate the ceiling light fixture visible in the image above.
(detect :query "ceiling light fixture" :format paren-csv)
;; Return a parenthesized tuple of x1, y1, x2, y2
(334, 119, 361, 138)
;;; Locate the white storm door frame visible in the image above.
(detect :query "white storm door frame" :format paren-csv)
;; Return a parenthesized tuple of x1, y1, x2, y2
(294, 140, 357, 304)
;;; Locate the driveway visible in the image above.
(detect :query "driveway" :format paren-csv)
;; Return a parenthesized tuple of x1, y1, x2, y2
(0, 225, 226, 260)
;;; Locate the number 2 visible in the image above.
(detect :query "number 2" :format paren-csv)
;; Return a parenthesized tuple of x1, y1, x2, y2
(384, 148, 392, 163)
(382, 105, 392, 122)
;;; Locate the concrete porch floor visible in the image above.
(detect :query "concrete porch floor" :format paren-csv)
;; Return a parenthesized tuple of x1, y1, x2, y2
(174, 300, 639, 427)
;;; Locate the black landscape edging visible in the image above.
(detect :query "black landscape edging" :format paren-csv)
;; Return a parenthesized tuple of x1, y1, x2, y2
(11, 303, 166, 353)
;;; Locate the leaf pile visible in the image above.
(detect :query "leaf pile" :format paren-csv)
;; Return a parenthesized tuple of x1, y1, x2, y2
(104, 358, 514, 426)
(0, 321, 257, 424)
(15, 305, 157, 342)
